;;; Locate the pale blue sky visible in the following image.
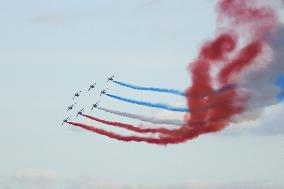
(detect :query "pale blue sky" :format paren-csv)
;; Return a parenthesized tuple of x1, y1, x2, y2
(0, 0, 284, 188)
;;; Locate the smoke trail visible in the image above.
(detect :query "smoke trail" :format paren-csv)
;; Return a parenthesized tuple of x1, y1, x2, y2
(218, 40, 263, 84)
(105, 93, 190, 112)
(184, 0, 279, 133)
(275, 75, 284, 101)
(114, 80, 237, 98)
(98, 106, 184, 126)
(67, 122, 187, 145)
(81, 114, 174, 135)
(113, 80, 186, 96)
(238, 27, 284, 112)
(98, 105, 239, 128)
(69, 1, 281, 145)
(67, 120, 215, 145)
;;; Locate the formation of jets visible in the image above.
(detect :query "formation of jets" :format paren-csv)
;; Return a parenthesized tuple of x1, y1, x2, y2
(62, 75, 114, 125)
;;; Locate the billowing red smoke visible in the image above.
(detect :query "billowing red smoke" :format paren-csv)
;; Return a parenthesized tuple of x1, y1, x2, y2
(184, 0, 278, 140)
(68, 0, 279, 145)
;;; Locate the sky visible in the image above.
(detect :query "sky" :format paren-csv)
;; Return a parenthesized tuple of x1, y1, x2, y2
(0, 0, 284, 188)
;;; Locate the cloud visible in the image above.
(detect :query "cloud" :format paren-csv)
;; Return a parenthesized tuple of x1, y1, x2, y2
(1, 169, 60, 189)
(133, 181, 283, 189)
(31, 14, 65, 24)
(0, 172, 283, 189)
(222, 102, 284, 136)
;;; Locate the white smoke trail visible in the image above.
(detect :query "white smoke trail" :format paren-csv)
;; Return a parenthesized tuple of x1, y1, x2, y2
(98, 107, 184, 126)
(233, 26, 284, 122)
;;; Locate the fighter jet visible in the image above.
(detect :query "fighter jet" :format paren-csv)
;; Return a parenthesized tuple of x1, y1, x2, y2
(100, 88, 108, 96)
(107, 75, 115, 82)
(73, 91, 82, 99)
(67, 103, 76, 111)
(62, 117, 71, 125)
(91, 101, 100, 110)
(76, 108, 84, 117)
(88, 83, 96, 91)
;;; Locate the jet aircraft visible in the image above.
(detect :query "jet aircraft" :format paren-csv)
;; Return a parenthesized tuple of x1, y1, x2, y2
(67, 103, 76, 111)
(88, 83, 96, 91)
(100, 89, 108, 96)
(107, 75, 115, 82)
(73, 91, 82, 99)
(91, 101, 100, 110)
(62, 117, 71, 125)
(76, 108, 84, 117)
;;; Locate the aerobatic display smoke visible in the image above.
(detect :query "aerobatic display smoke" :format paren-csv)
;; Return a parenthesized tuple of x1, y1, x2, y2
(68, 0, 283, 145)
(81, 114, 174, 135)
(105, 93, 189, 112)
(67, 121, 185, 144)
(113, 80, 186, 96)
(98, 107, 183, 126)
(276, 75, 284, 101)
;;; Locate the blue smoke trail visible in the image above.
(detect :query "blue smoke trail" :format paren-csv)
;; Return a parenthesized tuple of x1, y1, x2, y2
(113, 80, 186, 96)
(276, 75, 284, 101)
(105, 93, 190, 112)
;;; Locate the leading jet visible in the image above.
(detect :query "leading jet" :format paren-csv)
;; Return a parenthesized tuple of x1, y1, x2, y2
(73, 91, 82, 99)
(107, 75, 115, 82)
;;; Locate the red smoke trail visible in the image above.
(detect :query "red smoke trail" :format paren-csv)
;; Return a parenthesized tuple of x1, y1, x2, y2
(81, 114, 173, 135)
(69, 0, 279, 145)
(67, 122, 187, 145)
(218, 40, 263, 84)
